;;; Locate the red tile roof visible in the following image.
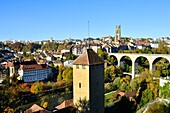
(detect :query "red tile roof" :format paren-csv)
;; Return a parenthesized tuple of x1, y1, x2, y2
(72, 49, 104, 65)
(25, 104, 51, 113)
(19, 64, 48, 71)
(56, 99, 74, 110)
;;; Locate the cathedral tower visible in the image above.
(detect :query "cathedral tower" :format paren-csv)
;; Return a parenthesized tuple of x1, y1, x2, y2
(115, 25, 121, 43)
(72, 49, 104, 113)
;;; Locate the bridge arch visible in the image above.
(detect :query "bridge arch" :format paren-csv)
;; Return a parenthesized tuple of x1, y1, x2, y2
(134, 56, 150, 75)
(152, 57, 170, 77)
(120, 55, 132, 73)
(109, 55, 118, 66)
(108, 53, 170, 79)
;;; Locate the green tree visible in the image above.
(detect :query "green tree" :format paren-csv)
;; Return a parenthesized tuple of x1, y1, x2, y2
(130, 79, 138, 90)
(114, 66, 123, 77)
(119, 82, 127, 90)
(113, 77, 121, 89)
(107, 55, 117, 65)
(97, 48, 107, 60)
(159, 82, 170, 99)
(157, 41, 168, 54)
(62, 67, 73, 81)
(66, 54, 77, 60)
(138, 89, 154, 108)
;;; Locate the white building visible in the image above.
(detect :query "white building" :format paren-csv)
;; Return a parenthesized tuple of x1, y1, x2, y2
(64, 60, 73, 67)
(61, 49, 70, 54)
(46, 55, 54, 61)
(150, 43, 159, 48)
(18, 64, 52, 82)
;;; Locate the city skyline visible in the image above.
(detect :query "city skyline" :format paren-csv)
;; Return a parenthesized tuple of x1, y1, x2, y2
(1, 0, 170, 41)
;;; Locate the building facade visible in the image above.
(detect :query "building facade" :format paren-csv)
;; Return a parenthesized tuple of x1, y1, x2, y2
(72, 49, 104, 113)
(18, 64, 52, 82)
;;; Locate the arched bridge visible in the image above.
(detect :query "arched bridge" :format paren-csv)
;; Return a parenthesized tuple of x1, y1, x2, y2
(109, 53, 170, 79)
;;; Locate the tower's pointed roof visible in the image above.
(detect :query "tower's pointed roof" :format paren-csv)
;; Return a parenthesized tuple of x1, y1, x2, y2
(72, 49, 104, 65)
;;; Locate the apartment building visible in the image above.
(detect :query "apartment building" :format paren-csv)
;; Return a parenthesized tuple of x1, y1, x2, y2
(18, 64, 52, 82)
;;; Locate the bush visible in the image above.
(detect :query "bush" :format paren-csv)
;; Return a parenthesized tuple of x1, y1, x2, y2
(52, 80, 66, 89)
(146, 101, 170, 113)
(130, 79, 138, 90)
(119, 82, 127, 90)
(105, 82, 117, 93)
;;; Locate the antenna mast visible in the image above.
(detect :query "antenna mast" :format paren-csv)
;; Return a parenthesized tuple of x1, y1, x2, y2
(88, 21, 90, 49)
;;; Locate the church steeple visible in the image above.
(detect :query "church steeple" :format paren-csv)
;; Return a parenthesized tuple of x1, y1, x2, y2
(115, 25, 121, 43)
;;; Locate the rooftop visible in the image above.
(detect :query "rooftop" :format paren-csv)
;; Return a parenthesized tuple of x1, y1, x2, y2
(72, 49, 104, 65)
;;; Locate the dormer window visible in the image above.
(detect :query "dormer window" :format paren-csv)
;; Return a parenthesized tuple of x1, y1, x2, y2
(76, 65, 79, 69)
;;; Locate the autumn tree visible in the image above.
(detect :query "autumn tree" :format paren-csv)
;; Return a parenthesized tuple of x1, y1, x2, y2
(30, 82, 43, 94)
(57, 64, 66, 81)
(41, 42, 58, 51)
(9, 42, 24, 52)
(22, 43, 41, 52)
(146, 101, 170, 113)
(57, 44, 66, 51)
(135, 70, 159, 108)
(104, 66, 116, 82)
(43, 102, 48, 109)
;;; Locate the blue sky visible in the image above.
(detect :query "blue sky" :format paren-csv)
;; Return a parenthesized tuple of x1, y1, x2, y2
(0, 0, 170, 41)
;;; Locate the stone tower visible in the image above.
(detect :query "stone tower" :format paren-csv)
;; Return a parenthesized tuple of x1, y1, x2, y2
(72, 49, 105, 113)
(115, 25, 121, 43)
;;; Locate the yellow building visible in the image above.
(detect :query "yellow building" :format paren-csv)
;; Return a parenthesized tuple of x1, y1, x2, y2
(72, 49, 104, 113)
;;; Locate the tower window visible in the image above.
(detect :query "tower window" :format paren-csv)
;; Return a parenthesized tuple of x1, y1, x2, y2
(76, 65, 79, 69)
(82, 65, 86, 69)
(79, 83, 81, 88)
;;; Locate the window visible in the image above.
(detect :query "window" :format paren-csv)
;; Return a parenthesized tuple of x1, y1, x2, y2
(76, 65, 79, 69)
(82, 65, 86, 69)
(79, 83, 81, 88)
